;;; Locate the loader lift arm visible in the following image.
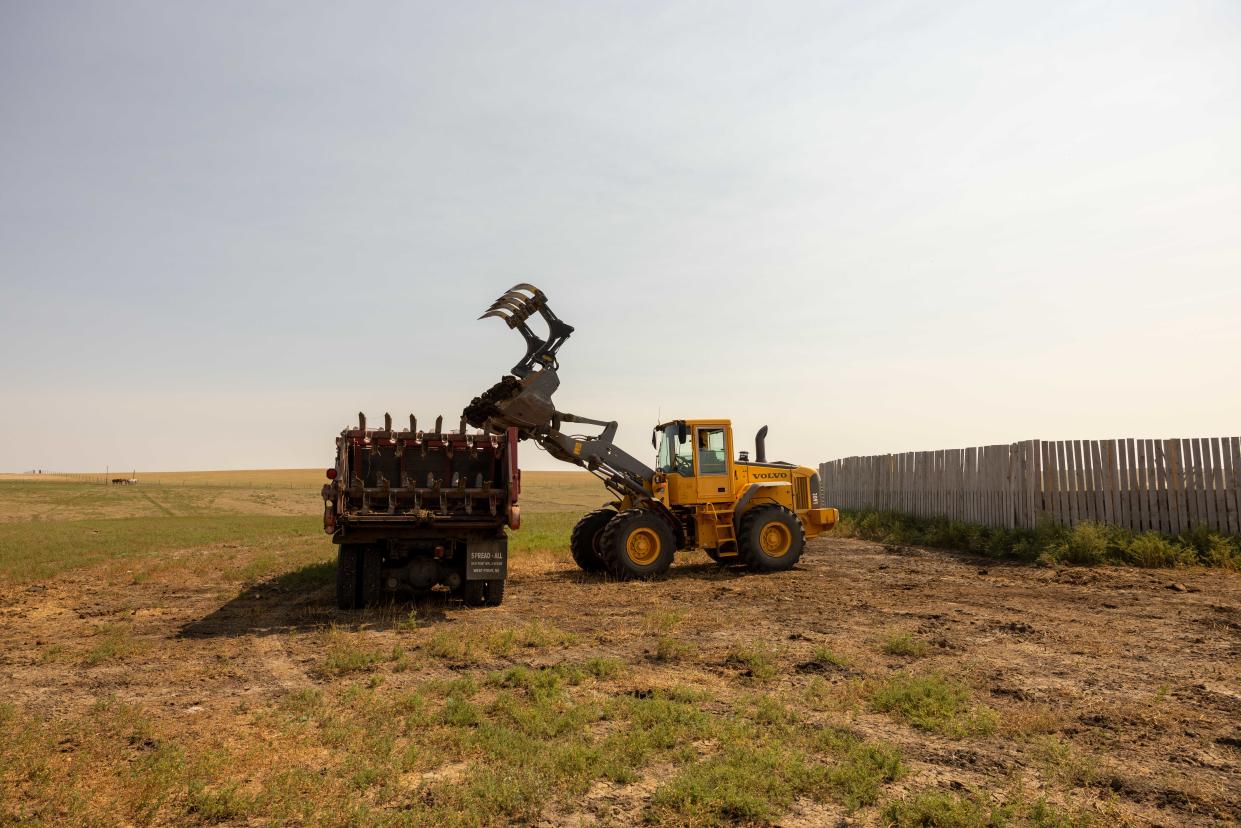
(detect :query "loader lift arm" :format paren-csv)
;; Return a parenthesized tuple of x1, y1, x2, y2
(536, 414, 656, 501)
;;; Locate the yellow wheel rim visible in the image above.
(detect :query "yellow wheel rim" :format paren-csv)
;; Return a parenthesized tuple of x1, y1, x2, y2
(625, 527, 661, 566)
(759, 522, 792, 557)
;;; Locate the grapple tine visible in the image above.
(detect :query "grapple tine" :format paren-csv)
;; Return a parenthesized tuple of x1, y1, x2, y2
(488, 297, 531, 316)
(475, 281, 572, 379)
(487, 294, 526, 309)
(481, 287, 535, 320)
(496, 289, 536, 307)
(509, 282, 545, 300)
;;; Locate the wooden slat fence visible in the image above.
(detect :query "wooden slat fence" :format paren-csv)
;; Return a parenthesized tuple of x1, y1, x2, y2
(819, 437, 1241, 534)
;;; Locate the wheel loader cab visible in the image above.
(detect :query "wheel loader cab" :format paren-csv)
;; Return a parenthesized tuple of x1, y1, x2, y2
(654, 420, 736, 506)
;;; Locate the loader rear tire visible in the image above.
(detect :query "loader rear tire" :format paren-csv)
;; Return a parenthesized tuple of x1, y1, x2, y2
(739, 506, 805, 572)
(599, 509, 675, 580)
(570, 508, 616, 572)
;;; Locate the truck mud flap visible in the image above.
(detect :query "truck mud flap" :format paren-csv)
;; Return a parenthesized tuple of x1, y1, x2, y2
(466, 538, 507, 581)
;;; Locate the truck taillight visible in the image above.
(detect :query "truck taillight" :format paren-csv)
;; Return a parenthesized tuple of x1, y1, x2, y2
(508, 505, 521, 531)
(326, 468, 338, 480)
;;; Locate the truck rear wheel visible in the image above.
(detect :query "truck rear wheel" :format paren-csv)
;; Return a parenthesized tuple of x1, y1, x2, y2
(570, 508, 616, 572)
(461, 579, 505, 607)
(739, 505, 805, 572)
(359, 545, 383, 607)
(338, 544, 385, 609)
(599, 509, 675, 579)
(336, 544, 361, 609)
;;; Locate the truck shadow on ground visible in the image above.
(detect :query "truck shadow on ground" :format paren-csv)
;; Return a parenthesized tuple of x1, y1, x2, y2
(179, 561, 466, 639)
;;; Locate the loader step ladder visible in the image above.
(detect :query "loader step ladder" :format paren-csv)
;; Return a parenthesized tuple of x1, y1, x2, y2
(704, 503, 740, 557)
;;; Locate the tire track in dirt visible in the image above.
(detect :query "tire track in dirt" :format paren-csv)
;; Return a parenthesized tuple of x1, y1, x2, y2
(139, 490, 177, 517)
(251, 634, 312, 691)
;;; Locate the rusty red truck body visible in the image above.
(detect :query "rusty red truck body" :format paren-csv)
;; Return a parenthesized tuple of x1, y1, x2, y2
(322, 414, 519, 608)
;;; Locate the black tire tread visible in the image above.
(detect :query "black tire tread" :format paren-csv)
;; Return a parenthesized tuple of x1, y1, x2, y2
(359, 545, 383, 607)
(598, 509, 675, 580)
(336, 545, 360, 610)
(570, 508, 616, 572)
(461, 580, 486, 606)
(739, 505, 806, 572)
(461, 579, 505, 607)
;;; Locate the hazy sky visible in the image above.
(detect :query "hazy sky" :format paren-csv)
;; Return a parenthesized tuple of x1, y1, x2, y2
(3, 1, 1239, 473)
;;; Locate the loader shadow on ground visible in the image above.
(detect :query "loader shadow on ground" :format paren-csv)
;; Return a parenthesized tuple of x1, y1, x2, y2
(544, 559, 842, 584)
(178, 560, 462, 638)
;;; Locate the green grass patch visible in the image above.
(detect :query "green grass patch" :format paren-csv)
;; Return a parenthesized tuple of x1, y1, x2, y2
(581, 657, 624, 680)
(643, 609, 687, 632)
(1035, 735, 1100, 787)
(882, 631, 930, 658)
(0, 513, 322, 583)
(648, 743, 827, 826)
(506, 511, 578, 555)
(869, 672, 997, 737)
(653, 635, 696, 662)
(83, 623, 148, 666)
(725, 642, 779, 682)
(833, 509, 1241, 569)
(425, 621, 578, 664)
(816, 726, 905, 810)
(322, 644, 391, 675)
(810, 646, 847, 667)
(883, 789, 1089, 827)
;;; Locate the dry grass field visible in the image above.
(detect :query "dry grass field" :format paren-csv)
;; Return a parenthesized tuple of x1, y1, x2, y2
(1, 470, 1239, 826)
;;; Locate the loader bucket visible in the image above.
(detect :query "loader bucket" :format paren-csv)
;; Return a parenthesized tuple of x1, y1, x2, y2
(464, 369, 560, 435)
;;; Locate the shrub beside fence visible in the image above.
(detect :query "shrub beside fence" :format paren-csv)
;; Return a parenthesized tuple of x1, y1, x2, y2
(820, 437, 1241, 535)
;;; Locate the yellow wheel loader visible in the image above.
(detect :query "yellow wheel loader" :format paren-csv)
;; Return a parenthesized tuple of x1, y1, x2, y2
(464, 284, 837, 579)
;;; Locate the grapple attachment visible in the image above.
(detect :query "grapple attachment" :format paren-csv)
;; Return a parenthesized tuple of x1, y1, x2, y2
(479, 283, 574, 378)
(466, 283, 573, 436)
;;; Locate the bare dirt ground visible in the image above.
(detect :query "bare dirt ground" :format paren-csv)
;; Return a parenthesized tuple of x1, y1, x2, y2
(2, 533, 1238, 825)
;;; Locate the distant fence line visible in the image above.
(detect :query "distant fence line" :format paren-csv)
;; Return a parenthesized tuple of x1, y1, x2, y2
(819, 437, 1241, 536)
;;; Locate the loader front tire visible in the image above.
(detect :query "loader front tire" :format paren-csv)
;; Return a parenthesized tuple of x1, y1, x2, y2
(599, 509, 675, 579)
(570, 508, 616, 572)
(739, 506, 805, 572)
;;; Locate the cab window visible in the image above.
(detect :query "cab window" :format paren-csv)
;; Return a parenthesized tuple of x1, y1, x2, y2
(656, 428, 674, 472)
(657, 424, 695, 476)
(674, 430, 695, 475)
(697, 427, 727, 475)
